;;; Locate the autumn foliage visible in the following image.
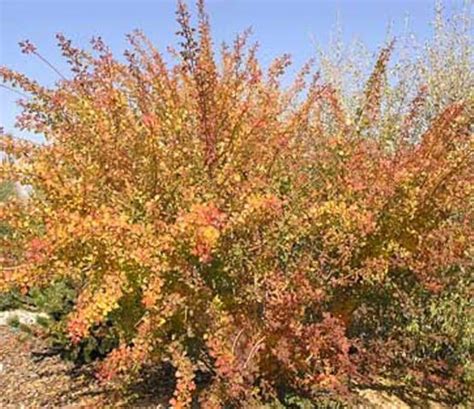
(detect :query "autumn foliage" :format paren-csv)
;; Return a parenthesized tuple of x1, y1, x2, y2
(1, 1, 473, 406)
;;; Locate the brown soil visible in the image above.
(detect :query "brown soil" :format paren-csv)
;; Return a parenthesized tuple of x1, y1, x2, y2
(0, 326, 170, 408)
(0, 325, 466, 408)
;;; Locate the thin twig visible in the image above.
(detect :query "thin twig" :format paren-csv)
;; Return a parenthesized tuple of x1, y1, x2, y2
(0, 84, 30, 99)
(34, 52, 67, 81)
(243, 336, 265, 369)
(231, 328, 245, 355)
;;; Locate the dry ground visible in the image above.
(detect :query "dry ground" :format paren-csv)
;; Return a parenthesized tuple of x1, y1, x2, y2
(0, 325, 173, 408)
(0, 324, 463, 408)
(0, 326, 115, 407)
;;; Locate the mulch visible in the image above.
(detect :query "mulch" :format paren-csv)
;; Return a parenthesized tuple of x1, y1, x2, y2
(0, 325, 463, 408)
(0, 326, 171, 408)
(0, 326, 114, 408)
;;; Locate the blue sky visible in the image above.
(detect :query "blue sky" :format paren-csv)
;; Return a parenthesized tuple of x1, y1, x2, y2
(0, 0, 467, 142)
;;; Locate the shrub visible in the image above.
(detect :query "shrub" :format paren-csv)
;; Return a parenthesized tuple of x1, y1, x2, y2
(0, 180, 21, 310)
(0, 1, 472, 406)
(0, 180, 15, 202)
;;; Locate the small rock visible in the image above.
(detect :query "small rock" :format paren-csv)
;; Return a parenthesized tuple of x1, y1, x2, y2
(0, 309, 49, 326)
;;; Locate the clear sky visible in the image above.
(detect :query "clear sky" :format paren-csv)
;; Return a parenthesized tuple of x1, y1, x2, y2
(0, 0, 468, 142)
